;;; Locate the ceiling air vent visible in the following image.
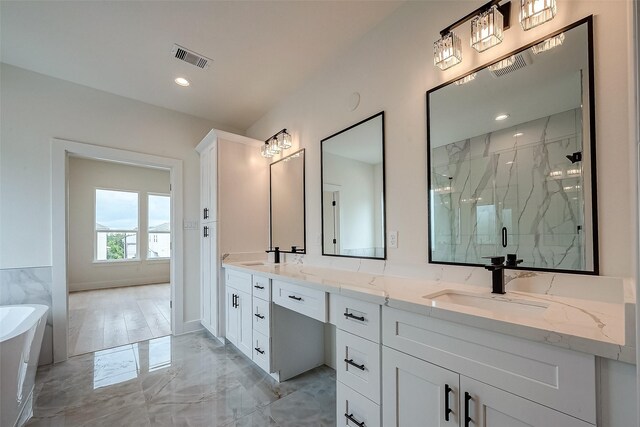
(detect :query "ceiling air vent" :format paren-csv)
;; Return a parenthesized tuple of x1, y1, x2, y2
(171, 44, 212, 70)
(489, 51, 532, 78)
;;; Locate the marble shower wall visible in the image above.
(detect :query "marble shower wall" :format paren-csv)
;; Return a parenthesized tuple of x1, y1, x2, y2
(0, 266, 54, 365)
(431, 108, 587, 271)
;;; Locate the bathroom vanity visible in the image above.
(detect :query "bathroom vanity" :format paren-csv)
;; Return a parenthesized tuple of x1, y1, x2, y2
(221, 260, 635, 427)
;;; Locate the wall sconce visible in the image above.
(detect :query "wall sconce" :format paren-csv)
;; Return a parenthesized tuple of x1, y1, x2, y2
(434, 0, 511, 71)
(520, 0, 556, 31)
(261, 129, 293, 158)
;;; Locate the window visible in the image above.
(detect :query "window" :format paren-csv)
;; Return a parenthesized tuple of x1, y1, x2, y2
(95, 189, 139, 261)
(148, 194, 171, 259)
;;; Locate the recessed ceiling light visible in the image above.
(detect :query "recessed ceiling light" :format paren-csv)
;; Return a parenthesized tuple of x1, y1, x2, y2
(495, 114, 510, 121)
(174, 77, 190, 87)
(513, 132, 524, 137)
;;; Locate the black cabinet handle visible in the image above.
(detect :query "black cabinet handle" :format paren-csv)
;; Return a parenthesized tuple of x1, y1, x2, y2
(343, 312, 365, 322)
(203, 226, 209, 238)
(233, 294, 238, 308)
(254, 313, 265, 319)
(288, 295, 302, 301)
(344, 358, 366, 371)
(254, 347, 265, 355)
(444, 384, 453, 422)
(344, 413, 366, 427)
(254, 285, 265, 290)
(501, 227, 508, 248)
(464, 392, 472, 427)
(203, 208, 209, 219)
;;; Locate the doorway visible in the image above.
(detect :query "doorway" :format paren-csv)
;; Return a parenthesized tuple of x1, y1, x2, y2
(51, 139, 185, 363)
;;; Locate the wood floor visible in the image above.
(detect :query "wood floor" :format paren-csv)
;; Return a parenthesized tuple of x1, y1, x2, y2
(68, 283, 171, 356)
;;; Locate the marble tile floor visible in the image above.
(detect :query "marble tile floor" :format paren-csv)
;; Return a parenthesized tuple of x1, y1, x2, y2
(26, 331, 337, 426)
(68, 283, 171, 356)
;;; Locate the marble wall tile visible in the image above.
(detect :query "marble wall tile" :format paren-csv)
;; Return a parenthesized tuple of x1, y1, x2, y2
(0, 266, 53, 365)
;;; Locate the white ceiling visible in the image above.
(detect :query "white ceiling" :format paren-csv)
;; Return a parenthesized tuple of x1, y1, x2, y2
(0, 1, 403, 132)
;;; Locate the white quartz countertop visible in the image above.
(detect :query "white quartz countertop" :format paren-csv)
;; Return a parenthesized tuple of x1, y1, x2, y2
(222, 260, 636, 363)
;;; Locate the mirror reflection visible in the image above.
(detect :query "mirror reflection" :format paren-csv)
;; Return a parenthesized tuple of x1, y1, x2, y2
(322, 112, 385, 259)
(427, 19, 597, 273)
(270, 149, 305, 253)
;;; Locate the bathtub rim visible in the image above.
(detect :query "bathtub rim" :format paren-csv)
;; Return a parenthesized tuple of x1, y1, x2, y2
(0, 304, 49, 342)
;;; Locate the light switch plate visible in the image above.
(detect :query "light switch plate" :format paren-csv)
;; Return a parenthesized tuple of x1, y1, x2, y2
(389, 231, 398, 248)
(183, 220, 199, 230)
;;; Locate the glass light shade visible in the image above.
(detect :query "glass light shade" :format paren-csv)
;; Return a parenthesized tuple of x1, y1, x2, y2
(454, 73, 477, 86)
(520, 0, 556, 31)
(434, 32, 462, 70)
(531, 32, 565, 54)
(277, 131, 292, 150)
(261, 143, 274, 158)
(269, 137, 281, 155)
(488, 55, 515, 72)
(470, 6, 504, 52)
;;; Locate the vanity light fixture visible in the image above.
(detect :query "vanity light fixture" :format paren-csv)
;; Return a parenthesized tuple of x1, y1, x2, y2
(513, 132, 524, 137)
(488, 55, 515, 72)
(434, 0, 511, 70)
(520, 0, 556, 31)
(471, 5, 504, 52)
(495, 113, 510, 121)
(531, 32, 565, 54)
(261, 128, 293, 158)
(174, 77, 190, 87)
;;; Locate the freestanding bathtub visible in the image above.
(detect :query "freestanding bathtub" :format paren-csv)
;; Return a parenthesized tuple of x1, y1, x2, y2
(0, 304, 49, 427)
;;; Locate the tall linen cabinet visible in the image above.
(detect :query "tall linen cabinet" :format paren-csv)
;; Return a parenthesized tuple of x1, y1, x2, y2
(196, 129, 269, 339)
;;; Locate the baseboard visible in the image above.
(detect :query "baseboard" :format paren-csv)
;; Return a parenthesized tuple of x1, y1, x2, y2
(69, 277, 169, 292)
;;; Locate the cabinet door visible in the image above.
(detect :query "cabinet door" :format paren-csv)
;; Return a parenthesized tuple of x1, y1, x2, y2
(236, 290, 253, 358)
(383, 347, 459, 427)
(461, 376, 593, 427)
(208, 222, 218, 335)
(226, 287, 239, 346)
(205, 143, 217, 221)
(201, 225, 212, 328)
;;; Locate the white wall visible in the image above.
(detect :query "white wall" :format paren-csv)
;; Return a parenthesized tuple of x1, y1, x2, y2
(0, 63, 236, 323)
(68, 157, 170, 291)
(246, 0, 636, 280)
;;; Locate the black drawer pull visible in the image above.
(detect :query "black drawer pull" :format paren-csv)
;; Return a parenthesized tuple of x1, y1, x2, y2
(344, 358, 366, 371)
(444, 384, 453, 421)
(254, 285, 265, 290)
(203, 226, 209, 238)
(255, 347, 265, 355)
(345, 413, 366, 427)
(288, 295, 302, 301)
(254, 313, 265, 319)
(203, 207, 209, 219)
(343, 312, 365, 322)
(464, 392, 472, 427)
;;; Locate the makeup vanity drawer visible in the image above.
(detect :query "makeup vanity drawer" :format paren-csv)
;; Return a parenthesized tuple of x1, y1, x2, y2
(272, 280, 327, 323)
(336, 329, 381, 404)
(337, 381, 380, 427)
(252, 275, 271, 301)
(252, 331, 271, 373)
(252, 296, 271, 337)
(335, 296, 381, 343)
(225, 270, 252, 295)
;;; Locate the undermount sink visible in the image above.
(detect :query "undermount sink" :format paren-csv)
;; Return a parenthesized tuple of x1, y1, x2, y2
(241, 261, 266, 266)
(424, 290, 549, 316)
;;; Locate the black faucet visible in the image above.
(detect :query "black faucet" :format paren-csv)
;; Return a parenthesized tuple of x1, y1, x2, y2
(265, 247, 280, 264)
(484, 256, 506, 294)
(505, 253, 523, 268)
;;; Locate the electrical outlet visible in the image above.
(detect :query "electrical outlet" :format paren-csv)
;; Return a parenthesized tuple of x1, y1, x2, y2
(389, 231, 398, 248)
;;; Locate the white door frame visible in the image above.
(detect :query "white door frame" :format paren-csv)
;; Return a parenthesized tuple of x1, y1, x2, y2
(51, 138, 184, 363)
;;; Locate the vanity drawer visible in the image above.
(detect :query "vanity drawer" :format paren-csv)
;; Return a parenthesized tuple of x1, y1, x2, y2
(252, 275, 271, 301)
(252, 331, 271, 373)
(336, 329, 381, 404)
(225, 269, 252, 295)
(337, 381, 380, 427)
(382, 306, 596, 423)
(272, 280, 327, 323)
(252, 296, 271, 337)
(335, 296, 381, 343)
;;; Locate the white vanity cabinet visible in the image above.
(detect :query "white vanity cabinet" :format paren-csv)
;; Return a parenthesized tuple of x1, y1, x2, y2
(251, 274, 272, 373)
(382, 306, 596, 426)
(335, 296, 382, 427)
(225, 270, 253, 358)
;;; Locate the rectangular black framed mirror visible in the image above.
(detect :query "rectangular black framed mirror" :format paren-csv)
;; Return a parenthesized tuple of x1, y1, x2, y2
(427, 17, 598, 274)
(270, 149, 305, 253)
(321, 112, 386, 259)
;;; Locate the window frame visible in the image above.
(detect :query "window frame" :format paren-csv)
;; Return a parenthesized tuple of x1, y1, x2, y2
(94, 187, 141, 263)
